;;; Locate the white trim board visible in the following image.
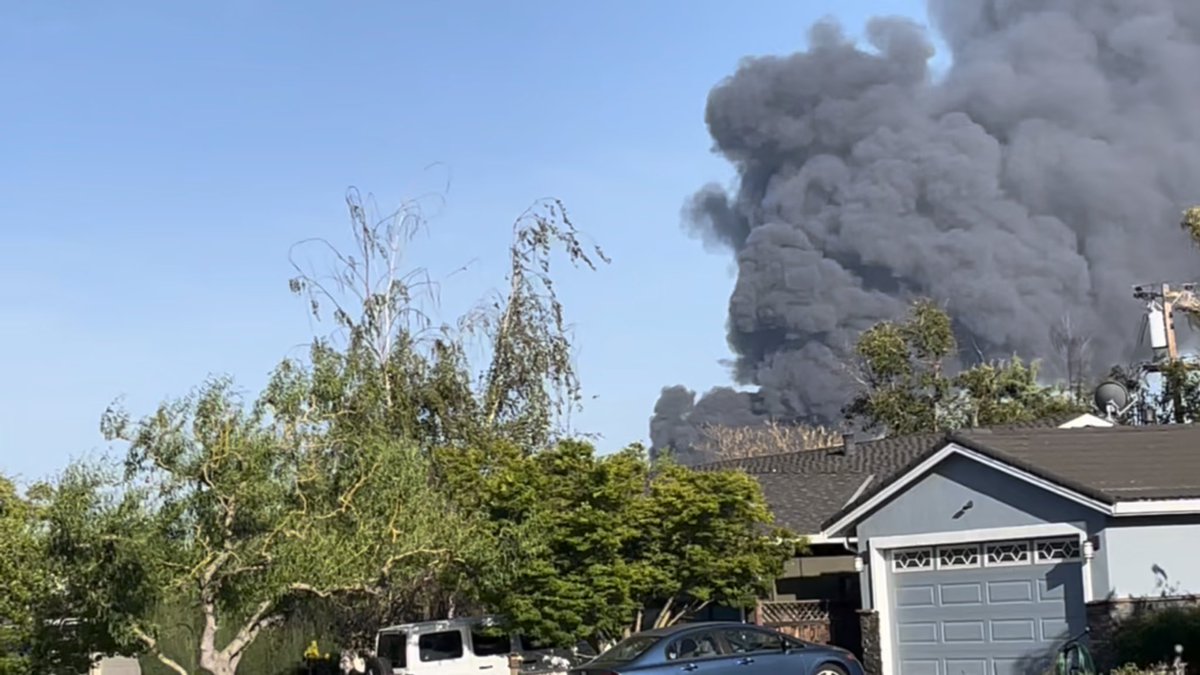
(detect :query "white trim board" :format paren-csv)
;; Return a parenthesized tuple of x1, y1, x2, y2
(822, 442, 1200, 538)
(803, 533, 857, 545)
(868, 522, 1093, 675)
(1112, 498, 1200, 515)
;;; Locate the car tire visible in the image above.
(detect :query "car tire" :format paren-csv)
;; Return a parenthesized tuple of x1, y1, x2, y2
(364, 656, 391, 675)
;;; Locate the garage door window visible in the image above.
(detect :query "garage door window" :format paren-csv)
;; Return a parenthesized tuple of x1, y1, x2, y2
(893, 537, 1081, 574)
(984, 540, 1032, 566)
(892, 548, 933, 572)
(1035, 537, 1081, 564)
(936, 544, 981, 570)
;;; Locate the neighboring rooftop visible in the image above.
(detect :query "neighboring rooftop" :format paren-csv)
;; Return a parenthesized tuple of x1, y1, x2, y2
(696, 415, 1182, 537)
(951, 424, 1200, 503)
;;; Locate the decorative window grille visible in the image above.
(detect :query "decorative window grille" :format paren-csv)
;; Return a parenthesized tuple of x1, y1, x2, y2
(1034, 537, 1081, 564)
(892, 548, 933, 572)
(936, 544, 982, 570)
(889, 537, 1082, 575)
(984, 541, 1032, 567)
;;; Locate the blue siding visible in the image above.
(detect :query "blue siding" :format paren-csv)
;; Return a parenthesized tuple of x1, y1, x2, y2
(853, 454, 1108, 607)
(855, 455, 1106, 540)
(1104, 518, 1200, 597)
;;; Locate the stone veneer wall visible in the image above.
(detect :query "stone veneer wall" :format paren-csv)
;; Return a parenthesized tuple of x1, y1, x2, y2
(1087, 595, 1200, 673)
(858, 610, 881, 675)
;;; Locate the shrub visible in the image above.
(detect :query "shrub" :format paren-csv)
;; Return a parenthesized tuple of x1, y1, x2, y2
(1112, 605, 1199, 671)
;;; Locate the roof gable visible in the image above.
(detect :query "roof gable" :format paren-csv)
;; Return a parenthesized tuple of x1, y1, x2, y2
(821, 425, 1200, 536)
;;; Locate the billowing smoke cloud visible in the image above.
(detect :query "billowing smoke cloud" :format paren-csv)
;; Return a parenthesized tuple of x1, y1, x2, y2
(653, 0, 1200, 458)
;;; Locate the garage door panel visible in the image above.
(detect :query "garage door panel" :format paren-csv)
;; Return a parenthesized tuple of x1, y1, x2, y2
(897, 585, 937, 607)
(987, 579, 1035, 603)
(990, 619, 1036, 642)
(902, 659, 940, 675)
(943, 621, 986, 643)
(992, 658, 1022, 675)
(890, 540, 1086, 675)
(946, 659, 988, 675)
(1040, 618, 1071, 641)
(898, 621, 939, 644)
(940, 583, 984, 605)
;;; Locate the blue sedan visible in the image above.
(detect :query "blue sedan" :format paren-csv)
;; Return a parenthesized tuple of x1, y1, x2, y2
(568, 622, 864, 675)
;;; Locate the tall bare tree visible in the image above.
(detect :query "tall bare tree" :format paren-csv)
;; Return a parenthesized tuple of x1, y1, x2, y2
(287, 188, 607, 450)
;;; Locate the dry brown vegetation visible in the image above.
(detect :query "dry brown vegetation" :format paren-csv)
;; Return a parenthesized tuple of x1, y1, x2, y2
(1182, 206, 1200, 244)
(697, 420, 843, 460)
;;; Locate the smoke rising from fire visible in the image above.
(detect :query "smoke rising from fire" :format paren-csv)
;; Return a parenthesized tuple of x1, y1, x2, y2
(652, 0, 1200, 458)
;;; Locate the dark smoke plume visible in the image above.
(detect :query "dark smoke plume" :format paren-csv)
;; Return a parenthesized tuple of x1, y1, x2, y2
(652, 0, 1200, 459)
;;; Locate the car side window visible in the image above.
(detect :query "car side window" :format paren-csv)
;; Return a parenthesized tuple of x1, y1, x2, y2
(721, 627, 784, 654)
(419, 630, 464, 662)
(665, 632, 723, 661)
(471, 628, 511, 657)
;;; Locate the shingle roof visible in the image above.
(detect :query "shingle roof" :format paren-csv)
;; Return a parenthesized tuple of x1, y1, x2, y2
(694, 433, 942, 534)
(697, 417, 1200, 537)
(819, 424, 1200, 532)
(952, 425, 1200, 502)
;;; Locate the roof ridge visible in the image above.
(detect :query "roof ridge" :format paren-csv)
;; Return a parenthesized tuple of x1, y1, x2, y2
(693, 431, 952, 470)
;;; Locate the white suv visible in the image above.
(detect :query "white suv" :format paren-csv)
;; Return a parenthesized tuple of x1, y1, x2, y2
(374, 616, 583, 675)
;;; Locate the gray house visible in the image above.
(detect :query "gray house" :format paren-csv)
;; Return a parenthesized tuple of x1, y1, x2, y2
(695, 414, 1112, 652)
(819, 424, 1200, 675)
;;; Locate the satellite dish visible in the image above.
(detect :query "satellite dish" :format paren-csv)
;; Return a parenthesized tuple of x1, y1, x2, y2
(1093, 380, 1130, 415)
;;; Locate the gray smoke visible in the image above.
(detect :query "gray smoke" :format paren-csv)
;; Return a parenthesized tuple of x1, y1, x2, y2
(652, 0, 1200, 457)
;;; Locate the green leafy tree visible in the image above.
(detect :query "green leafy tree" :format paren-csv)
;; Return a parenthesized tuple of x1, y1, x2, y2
(843, 299, 958, 434)
(54, 378, 484, 675)
(439, 442, 792, 651)
(0, 471, 148, 675)
(33, 464, 162, 674)
(954, 357, 1083, 427)
(0, 476, 45, 675)
(437, 440, 643, 650)
(625, 460, 794, 633)
(845, 299, 1085, 433)
(1108, 361, 1200, 424)
(35, 186, 610, 674)
(1154, 360, 1200, 423)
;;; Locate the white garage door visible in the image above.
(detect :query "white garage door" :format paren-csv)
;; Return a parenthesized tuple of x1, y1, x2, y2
(889, 537, 1087, 675)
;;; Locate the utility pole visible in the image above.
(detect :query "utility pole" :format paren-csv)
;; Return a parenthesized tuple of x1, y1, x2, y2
(1132, 282, 1200, 423)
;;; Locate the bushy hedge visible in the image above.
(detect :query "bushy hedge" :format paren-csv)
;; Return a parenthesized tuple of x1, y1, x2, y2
(1113, 605, 1200, 670)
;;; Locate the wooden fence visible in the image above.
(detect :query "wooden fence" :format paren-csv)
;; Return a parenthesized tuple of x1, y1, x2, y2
(752, 599, 861, 655)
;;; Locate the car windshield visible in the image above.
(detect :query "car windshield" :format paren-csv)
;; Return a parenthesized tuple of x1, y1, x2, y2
(597, 635, 658, 662)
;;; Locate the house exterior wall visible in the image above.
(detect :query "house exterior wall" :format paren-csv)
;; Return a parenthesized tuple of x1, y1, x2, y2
(1102, 517, 1200, 597)
(853, 454, 1109, 607)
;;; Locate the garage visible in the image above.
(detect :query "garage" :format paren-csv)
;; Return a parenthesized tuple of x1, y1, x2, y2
(889, 537, 1087, 675)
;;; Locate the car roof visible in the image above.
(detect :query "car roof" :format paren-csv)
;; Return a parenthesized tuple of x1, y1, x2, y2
(635, 622, 763, 638)
(376, 616, 502, 635)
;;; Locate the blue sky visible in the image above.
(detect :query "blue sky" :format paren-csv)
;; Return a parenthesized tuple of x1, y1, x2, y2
(0, 0, 936, 481)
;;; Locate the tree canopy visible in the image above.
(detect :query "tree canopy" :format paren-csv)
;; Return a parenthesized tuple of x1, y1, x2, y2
(436, 441, 793, 651)
(844, 299, 1086, 434)
(12, 188, 798, 675)
(75, 377, 489, 675)
(0, 476, 44, 675)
